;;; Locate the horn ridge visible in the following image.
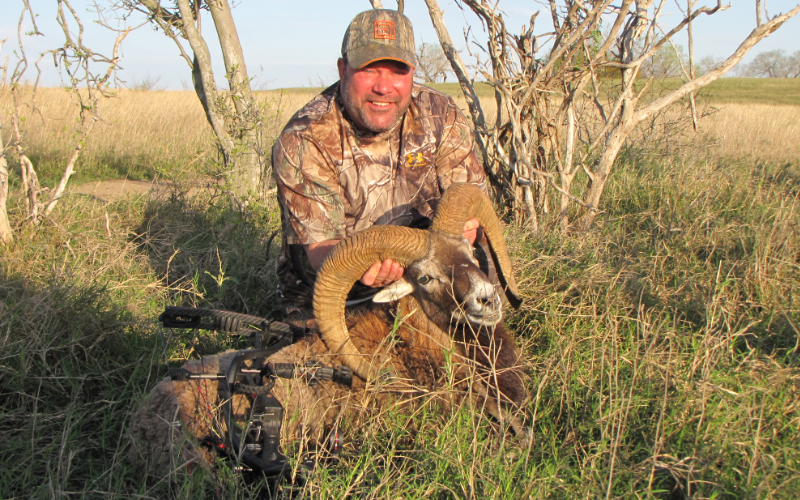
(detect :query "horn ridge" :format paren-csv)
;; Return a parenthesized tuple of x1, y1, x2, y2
(313, 225, 430, 381)
(431, 183, 522, 308)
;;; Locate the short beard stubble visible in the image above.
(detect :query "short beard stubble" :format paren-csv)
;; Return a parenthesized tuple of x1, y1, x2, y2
(340, 76, 410, 135)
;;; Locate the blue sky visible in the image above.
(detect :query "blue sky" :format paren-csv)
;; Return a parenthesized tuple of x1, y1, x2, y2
(2, 0, 799, 90)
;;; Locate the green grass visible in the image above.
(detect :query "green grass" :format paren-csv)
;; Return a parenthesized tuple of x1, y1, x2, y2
(637, 77, 800, 106)
(0, 190, 285, 498)
(696, 77, 800, 105)
(509, 151, 800, 498)
(427, 78, 800, 106)
(1, 132, 799, 496)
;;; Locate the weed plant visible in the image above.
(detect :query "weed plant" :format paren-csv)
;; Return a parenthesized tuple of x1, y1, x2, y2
(1, 109, 799, 497)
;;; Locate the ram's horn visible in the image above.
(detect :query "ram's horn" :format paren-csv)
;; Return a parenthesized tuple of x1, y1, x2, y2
(313, 225, 430, 381)
(430, 183, 521, 308)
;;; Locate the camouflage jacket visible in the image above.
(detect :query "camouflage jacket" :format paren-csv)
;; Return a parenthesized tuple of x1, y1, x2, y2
(272, 82, 487, 316)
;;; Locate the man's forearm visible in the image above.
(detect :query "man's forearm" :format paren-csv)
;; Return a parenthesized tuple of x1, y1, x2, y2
(305, 240, 404, 288)
(305, 240, 341, 271)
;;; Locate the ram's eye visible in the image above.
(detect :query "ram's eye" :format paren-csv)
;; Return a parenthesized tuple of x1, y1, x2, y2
(418, 275, 432, 285)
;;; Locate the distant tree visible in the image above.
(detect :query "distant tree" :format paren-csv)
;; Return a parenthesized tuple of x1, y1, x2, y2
(697, 55, 725, 76)
(641, 44, 689, 78)
(791, 51, 800, 77)
(727, 59, 749, 77)
(745, 49, 800, 77)
(415, 42, 450, 83)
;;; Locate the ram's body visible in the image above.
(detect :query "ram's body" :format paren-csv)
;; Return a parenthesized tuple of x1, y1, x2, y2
(129, 183, 527, 473)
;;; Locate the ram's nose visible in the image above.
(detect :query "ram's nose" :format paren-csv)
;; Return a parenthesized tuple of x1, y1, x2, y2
(468, 277, 502, 318)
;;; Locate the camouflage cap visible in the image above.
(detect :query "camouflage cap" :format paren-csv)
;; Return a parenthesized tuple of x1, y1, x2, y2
(341, 9, 416, 69)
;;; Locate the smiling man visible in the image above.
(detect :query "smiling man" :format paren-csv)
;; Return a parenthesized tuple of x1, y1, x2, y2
(273, 9, 488, 319)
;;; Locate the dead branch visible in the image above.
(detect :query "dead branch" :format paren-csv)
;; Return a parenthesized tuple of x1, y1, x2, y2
(425, 0, 799, 231)
(43, 25, 130, 216)
(636, 6, 800, 124)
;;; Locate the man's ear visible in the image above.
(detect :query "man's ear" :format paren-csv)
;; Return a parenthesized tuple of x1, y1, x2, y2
(337, 58, 347, 82)
(372, 278, 415, 303)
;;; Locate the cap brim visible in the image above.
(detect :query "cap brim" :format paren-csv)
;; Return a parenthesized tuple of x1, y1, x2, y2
(347, 43, 416, 69)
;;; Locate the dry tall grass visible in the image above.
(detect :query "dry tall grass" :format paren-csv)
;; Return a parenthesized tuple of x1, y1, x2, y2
(0, 88, 210, 184)
(3, 86, 797, 190)
(700, 103, 800, 164)
(0, 87, 328, 186)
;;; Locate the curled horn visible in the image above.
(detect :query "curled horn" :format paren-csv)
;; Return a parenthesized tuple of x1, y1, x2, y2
(313, 225, 430, 381)
(431, 183, 522, 308)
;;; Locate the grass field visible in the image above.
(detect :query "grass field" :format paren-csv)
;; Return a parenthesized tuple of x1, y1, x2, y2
(1, 79, 799, 498)
(302, 77, 800, 105)
(648, 77, 800, 106)
(2, 78, 798, 188)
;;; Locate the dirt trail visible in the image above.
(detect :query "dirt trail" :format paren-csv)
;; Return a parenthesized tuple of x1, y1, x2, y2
(73, 179, 215, 202)
(73, 179, 156, 202)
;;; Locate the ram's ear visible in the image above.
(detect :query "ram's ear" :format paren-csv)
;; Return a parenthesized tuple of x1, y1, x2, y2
(372, 279, 415, 303)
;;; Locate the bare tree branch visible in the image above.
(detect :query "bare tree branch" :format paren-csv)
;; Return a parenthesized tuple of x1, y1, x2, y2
(686, 0, 699, 131)
(424, 0, 500, 191)
(576, 4, 800, 231)
(425, 0, 799, 232)
(4, 0, 129, 224)
(174, 0, 233, 162)
(0, 38, 8, 87)
(636, 6, 800, 124)
(0, 114, 12, 244)
(44, 24, 130, 216)
(128, 0, 194, 68)
(756, 0, 764, 26)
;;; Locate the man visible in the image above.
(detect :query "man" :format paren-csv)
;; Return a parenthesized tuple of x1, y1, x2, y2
(273, 9, 488, 320)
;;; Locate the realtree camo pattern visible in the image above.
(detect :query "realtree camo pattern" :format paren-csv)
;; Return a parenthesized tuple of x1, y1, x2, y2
(342, 9, 416, 69)
(273, 83, 487, 315)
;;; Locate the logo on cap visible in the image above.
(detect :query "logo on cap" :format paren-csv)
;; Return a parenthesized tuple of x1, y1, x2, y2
(374, 21, 396, 40)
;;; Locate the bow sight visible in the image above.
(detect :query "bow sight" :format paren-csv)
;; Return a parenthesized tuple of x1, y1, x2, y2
(158, 306, 352, 484)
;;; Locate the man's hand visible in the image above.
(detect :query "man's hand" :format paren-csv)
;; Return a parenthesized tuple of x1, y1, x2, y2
(360, 259, 404, 288)
(306, 218, 481, 288)
(462, 218, 480, 245)
(360, 219, 480, 288)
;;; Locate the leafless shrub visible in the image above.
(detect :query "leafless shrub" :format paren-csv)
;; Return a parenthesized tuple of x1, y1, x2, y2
(0, 0, 127, 244)
(130, 72, 164, 91)
(423, 0, 800, 231)
(416, 41, 452, 83)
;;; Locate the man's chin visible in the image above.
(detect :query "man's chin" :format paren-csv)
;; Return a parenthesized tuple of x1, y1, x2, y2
(361, 113, 400, 134)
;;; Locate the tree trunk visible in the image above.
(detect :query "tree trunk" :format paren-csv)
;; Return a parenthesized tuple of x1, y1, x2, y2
(175, 0, 235, 177)
(0, 117, 13, 244)
(207, 0, 262, 194)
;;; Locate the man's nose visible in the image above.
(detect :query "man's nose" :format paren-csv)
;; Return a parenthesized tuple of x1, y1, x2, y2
(371, 71, 393, 95)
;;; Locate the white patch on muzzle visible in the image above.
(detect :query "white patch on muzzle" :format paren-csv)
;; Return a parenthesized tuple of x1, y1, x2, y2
(451, 271, 503, 326)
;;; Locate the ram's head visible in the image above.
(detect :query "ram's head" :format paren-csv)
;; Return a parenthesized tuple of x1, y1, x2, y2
(313, 183, 521, 381)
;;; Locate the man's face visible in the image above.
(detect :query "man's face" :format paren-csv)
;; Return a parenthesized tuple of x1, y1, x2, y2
(337, 59, 414, 133)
